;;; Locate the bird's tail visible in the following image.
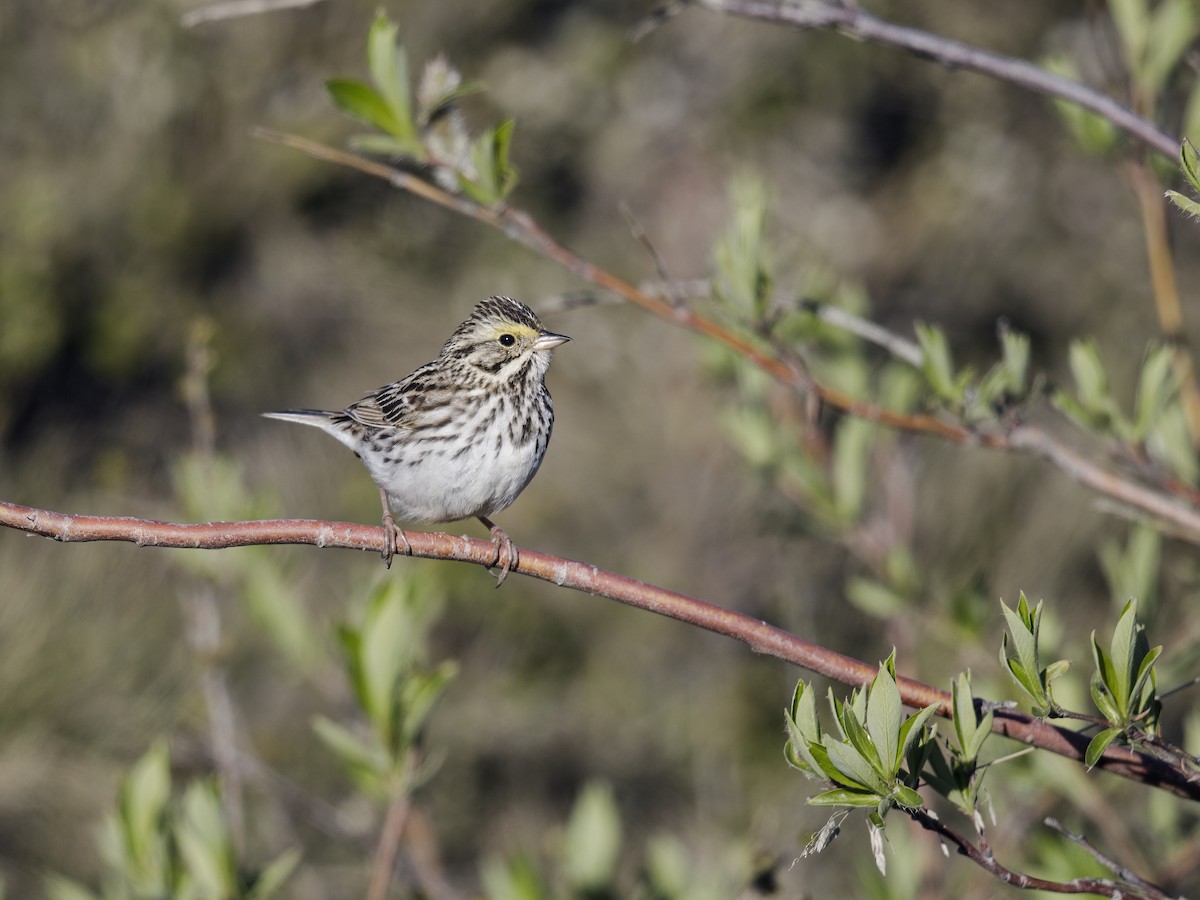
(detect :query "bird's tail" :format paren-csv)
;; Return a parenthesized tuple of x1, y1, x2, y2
(262, 409, 362, 452)
(261, 409, 337, 427)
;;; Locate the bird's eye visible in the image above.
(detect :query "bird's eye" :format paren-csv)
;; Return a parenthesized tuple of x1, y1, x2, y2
(499, 333, 516, 347)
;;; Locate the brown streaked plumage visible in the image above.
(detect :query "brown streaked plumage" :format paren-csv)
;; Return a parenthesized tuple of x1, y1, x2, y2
(264, 296, 569, 584)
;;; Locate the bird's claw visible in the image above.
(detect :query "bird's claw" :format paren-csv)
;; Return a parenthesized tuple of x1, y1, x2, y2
(381, 514, 411, 569)
(481, 519, 517, 587)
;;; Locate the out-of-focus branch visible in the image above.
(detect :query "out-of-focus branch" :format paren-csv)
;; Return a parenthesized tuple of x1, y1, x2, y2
(368, 772, 412, 900)
(696, 0, 1200, 431)
(692, 0, 1180, 159)
(1127, 160, 1200, 448)
(181, 0, 327, 28)
(1044, 818, 1177, 899)
(3, 498, 1199, 802)
(252, 129, 1200, 544)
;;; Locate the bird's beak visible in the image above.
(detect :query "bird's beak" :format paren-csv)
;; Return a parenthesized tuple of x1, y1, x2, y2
(534, 330, 571, 352)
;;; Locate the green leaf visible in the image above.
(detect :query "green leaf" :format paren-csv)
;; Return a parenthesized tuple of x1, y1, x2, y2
(1109, 598, 1140, 704)
(966, 707, 994, 762)
(952, 671, 977, 756)
(459, 120, 519, 205)
(784, 736, 818, 777)
(866, 660, 902, 774)
(790, 680, 822, 742)
(326, 79, 404, 137)
(824, 737, 890, 796)
(1052, 389, 1103, 432)
(1068, 339, 1114, 419)
(831, 417, 873, 522)
(892, 784, 924, 810)
(1142, 0, 1197, 95)
(839, 704, 884, 777)
(845, 576, 908, 616)
(312, 716, 389, 789)
(1166, 190, 1200, 218)
(1110, 0, 1150, 67)
(712, 173, 773, 317)
(175, 782, 234, 897)
(118, 740, 172, 874)
(643, 836, 691, 897)
(1001, 595, 1037, 673)
(1085, 727, 1124, 768)
(247, 848, 302, 900)
(896, 704, 938, 764)
(1132, 345, 1176, 442)
(245, 565, 324, 673)
(480, 855, 548, 900)
(1090, 628, 1117, 697)
(1000, 325, 1031, 396)
(1130, 644, 1162, 713)
(1044, 658, 1071, 687)
(1099, 525, 1161, 608)
(1150, 402, 1200, 485)
(359, 581, 423, 747)
(337, 624, 368, 712)
(845, 683, 868, 730)
(562, 783, 622, 891)
(1043, 55, 1121, 155)
(367, 11, 416, 145)
(1054, 339, 1126, 435)
(999, 603, 1043, 705)
(998, 592, 1068, 715)
(805, 740, 853, 785)
(915, 322, 959, 402)
(785, 682, 826, 777)
(1181, 138, 1200, 192)
(1091, 671, 1123, 724)
(44, 878, 99, 900)
(999, 643, 1036, 704)
(808, 788, 882, 808)
(396, 660, 458, 751)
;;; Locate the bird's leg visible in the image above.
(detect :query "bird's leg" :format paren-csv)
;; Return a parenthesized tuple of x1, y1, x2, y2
(478, 516, 517, 586)
(378, 487, 411, 568)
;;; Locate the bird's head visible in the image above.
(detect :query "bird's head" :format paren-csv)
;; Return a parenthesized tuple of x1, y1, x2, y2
(443, 296, 570, 381)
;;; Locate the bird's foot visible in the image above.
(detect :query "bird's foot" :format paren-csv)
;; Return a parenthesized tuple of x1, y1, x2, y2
(479, 517, 517, 586)
(380, 514, 411, 569)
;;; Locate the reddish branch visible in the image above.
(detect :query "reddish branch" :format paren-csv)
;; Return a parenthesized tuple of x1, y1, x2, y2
(3, 498, 1198, 802)
(252, 129, 1200, 545)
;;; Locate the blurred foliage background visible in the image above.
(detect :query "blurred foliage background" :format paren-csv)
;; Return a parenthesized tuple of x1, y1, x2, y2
(3, 0, 1200, 896)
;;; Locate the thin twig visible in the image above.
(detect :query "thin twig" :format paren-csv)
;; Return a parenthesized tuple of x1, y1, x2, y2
(367, 779, 412, 900)
(629, 0, 689, 43)
(618, 202, 685, 308)
(910, 809, 1173, 898)
(182, 0, 327, 28)
(1159, 676, 1200, 702)
(3, 498, 1199, 802)
(796, 298, 924, 367)
(253, 128, 1200, 545)
(1044, 817, 1177, 898)
(693, 0, 1180, 159)
(183, 587, 247, 853)
(180, 319, 246, 852)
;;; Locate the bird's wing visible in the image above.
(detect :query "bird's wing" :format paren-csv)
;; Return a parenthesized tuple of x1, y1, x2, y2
(342, 362, 438, 429)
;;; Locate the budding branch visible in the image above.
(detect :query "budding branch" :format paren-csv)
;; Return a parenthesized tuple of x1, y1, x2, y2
(2, 498, 1196, 802)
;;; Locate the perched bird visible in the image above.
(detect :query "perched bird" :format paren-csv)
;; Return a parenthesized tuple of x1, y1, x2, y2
(265, 296, 569, 584)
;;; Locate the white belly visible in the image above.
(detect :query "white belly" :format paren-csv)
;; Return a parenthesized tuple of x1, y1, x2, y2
(363, 402, 550, 523)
